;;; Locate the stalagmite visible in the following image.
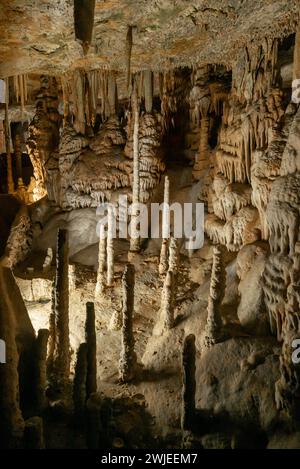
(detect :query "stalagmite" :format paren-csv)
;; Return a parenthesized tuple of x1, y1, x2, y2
(52, 229, 70, 389)
(159, 239, 169, 275)
(107, 207, 114, 287)
(69, 264, 76, 292)
(181, 334, 196, 431)
(204, 245, 225, 347)
(95, 224, 106, 296)
(144, 70, 153, 113)
(159, 176, 170, 275)
(34, 329, 49, 413)
(168, 237, 180, 275)
(85, 302, 97, 397)
(119, 264, 137, 382)
(0, 267, 24, 448)
(73, 343, 87, 420)
(161, 270, 175, 331)
(4, 78, 14, 193)
(42, 248, 53, 272)
(47, 280, 56, 372)
(24, 417, 45, 449)
(130, 80, 141, 252)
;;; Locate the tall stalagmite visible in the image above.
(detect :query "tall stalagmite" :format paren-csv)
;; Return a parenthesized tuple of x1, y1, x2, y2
(181, 334, 196, 431)
(119, 264, 137, 382)
(52, 229, 70, 389)
(161, 270, 175, 331)
(95, 224, 106, 296)
(85, 302, 97, 397)
(159, 176, 170, 275)
(204, 245, 225, 347)
(130, 80, 141, 252)
(34, 329, 49, 413)
(73, 343, 87, 420)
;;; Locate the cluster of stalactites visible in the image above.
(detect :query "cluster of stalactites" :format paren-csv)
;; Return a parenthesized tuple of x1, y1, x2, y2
(61, 69, 118, 133)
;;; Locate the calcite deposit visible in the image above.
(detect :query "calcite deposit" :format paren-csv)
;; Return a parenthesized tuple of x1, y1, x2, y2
(1, 0, 300, 451)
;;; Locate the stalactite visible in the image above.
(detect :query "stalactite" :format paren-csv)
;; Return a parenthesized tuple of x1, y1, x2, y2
(73, 69, 86, 135)
(4, 78, 14, 193)
(108, 72, 117, 116)
(85, 302, 97, 397)
(107, 208, 114, 287)
(52, 229, 70, 389)
(34, 329, 49, 413)
(161, 270, 175, 331)
(204, 245, 225, 347)
(119, 264, 137, 382)
(13, 123, 23, 184)
(95, 224, 106, 296)
(130, 79, 141, 252)
(126, 26, 133, 92)
(24, 417, 45, 449)
(144, 70, 153, 113)
(73, 343, 87, 420)
(181, 334, 196, 432)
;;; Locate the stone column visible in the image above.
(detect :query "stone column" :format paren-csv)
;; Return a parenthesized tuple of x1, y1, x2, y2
(73, 343, 87, 420)
(159, 176, 170, 275)
(161, 270, 175, 331)
(52, 229, 70, 388)
(130, 80, 141, 252)
(181, 334, 196, 431)
(95, 224, 106, 296)
(204, 245, 225, 347)
(144, 70, 153, 113)
(107, 208, 114, 287)
(85, 302, 97, 397)
(0, 266, 24, 448)
(4, 78, 14, 193)
(34, 329, 49, 413)
(119, 264, 137, 382)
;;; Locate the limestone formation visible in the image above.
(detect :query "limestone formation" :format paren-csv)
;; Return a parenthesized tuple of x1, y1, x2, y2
(130, 81, 141, 252)
(168, 237, 180, 276)
(159, 176, 170, 275)
(52, 229, 70, 389)
(95, 224, 106, 296)
(160, 270, 175, 331)
(1, 0, 300, 450)
(204, 245, 226, 347)
(181, 334, 196, 431)
(73, 343, 88, 419)
(107, 208, 114, 287)
(85, 302, 97, 397)
(119, 264, 137, 382)
(42, 248, 53, 272)
(34, 329, 49, 413)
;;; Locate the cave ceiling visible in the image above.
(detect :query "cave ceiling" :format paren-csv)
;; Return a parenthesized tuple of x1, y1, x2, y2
(0, 0, 298, 78)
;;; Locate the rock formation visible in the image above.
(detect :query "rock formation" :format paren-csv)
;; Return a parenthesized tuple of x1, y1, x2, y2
(119, 264, 137, 382)
(204, 245, 226, 347)
(181, 334, 196, 432)
(52, 229, 70, 391)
